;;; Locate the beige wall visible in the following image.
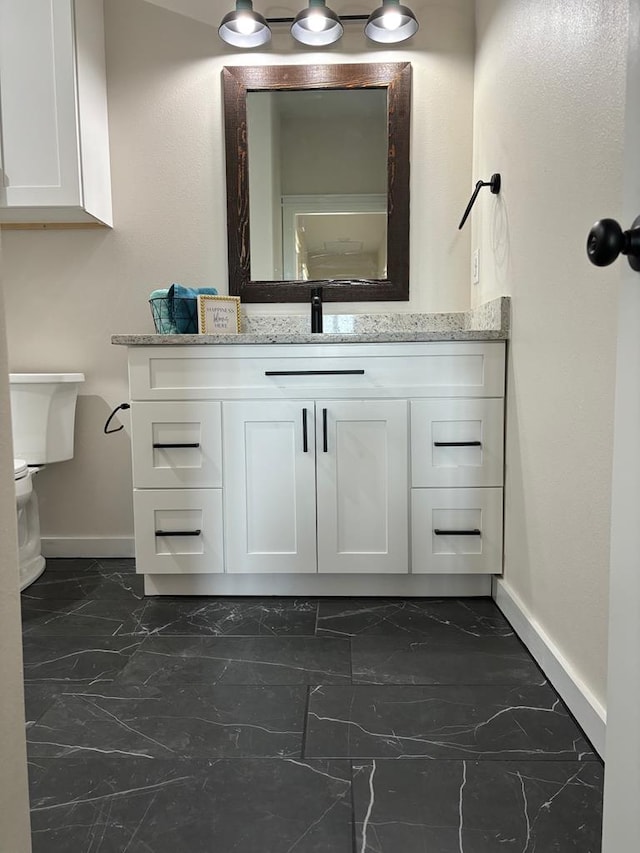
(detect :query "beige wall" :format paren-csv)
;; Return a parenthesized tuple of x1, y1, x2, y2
(473, 0, 628, 709)
(0, 255, 31, 849)
(2, 0, 475, 545)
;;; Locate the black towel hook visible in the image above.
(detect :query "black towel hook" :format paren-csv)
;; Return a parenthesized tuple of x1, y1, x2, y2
(458, 173, 501, 230)
(104, 402, 130, 434)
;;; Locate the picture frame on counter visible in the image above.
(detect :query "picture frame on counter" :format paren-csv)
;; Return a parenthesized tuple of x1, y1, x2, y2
(198, 295, 241, 334)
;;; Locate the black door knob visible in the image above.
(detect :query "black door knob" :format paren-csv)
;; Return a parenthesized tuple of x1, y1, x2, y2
(587, 216, 640, 272)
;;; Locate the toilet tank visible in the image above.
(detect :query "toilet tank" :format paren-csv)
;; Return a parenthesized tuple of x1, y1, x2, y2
(9, 373, 85, 465)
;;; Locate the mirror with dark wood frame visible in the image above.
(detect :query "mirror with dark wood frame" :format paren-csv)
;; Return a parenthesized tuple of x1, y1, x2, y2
(223, 62, 411, 303)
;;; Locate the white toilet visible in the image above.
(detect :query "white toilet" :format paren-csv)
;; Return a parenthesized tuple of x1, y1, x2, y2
(10, 373, 85, 590)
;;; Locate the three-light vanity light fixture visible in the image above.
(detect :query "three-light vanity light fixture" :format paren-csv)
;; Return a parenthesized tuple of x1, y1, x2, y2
(218, 0, 419, 48)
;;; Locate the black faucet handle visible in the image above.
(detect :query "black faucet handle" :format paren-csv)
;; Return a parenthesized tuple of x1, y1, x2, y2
(310, 286, 323, 333)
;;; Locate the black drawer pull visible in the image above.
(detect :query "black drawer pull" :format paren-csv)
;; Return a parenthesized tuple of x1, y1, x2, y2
(155, 529, 202, 537)
(264, 369, 365, 376)
(433, 441, 482, 447)
(153, 443, 201, 449)
(302, 407, 308, 453)
(434, 529, 481, 536)
(322, 408, 328, 452)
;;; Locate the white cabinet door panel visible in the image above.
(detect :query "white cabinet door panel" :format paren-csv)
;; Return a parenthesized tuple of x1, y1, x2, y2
(0, 0, 80, 207)
(411, 398, 504, 487)
(0, 0, 112, 224)
(133, 488, 223, 574)
(131, 401, 222, 489)
(411, 487, 503, 574)
(223, 400, 317, 573)
(317, 400, 408, 573)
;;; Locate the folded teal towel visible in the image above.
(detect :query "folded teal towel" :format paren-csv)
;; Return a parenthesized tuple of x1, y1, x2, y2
(170, 284, 218, 299)
(169, 284, 218, 333)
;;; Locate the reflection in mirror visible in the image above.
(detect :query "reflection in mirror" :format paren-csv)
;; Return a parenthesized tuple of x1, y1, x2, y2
(291, 209, 387, 280)
(247, 89, 388, 282)
(223, 63, 411, 303)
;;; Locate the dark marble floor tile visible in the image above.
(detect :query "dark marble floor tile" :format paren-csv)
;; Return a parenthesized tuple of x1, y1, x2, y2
(22, 636, 141, 685)
(116, 596, 319, 637)
(22, 597, 319, 638)
(22, 567, 144, 601)
(41, 557, 97, 572)
(28, 684, 306, 759)
(29, 755, 353, 853)
(93, 557, 137, 573)
(317, 597, 514, 638)
(351, 634, 544, 685)
(40, 558, 135, 574)
(23, 681, 95, 728)
(352, 759, 603, 852)
(305, 684, 597, 760)
(115, 635, 351, 687)
(21, 598, 146, 637)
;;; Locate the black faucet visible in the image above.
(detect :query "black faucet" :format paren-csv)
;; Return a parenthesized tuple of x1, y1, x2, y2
(310, 286, 323, 333)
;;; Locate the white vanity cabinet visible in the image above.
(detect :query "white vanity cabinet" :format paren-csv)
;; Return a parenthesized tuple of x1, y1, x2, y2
(223, 399, 408, 575)
(0, 0, 112, 226)
(124, 340, 505, 596)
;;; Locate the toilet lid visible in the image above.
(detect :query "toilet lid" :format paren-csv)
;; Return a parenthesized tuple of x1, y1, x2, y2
(14, 459, 29, 480)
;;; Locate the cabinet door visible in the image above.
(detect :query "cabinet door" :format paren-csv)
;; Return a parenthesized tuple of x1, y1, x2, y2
(0, 0, 81, 207)
(316, 400, 408, 573)
(223, 400, 317, 573)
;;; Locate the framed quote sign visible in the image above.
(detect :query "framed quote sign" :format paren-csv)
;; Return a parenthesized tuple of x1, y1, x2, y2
(198, 295, 241, 334)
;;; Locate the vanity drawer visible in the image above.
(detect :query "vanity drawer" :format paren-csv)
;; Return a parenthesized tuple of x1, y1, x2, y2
(130, 401, 222, 488)
(128, 342, 506, 401)
(133, 488, 224, 574)
(411, 399, 504, 487)
(411, 487, 503, 574)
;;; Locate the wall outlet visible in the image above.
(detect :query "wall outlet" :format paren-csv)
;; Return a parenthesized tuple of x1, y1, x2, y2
(472, 248, 480, 285)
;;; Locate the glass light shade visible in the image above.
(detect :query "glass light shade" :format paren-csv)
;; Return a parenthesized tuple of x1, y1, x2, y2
(365, 0, 418, 44)
(219, 0, 271, 48)
(291, 0, 343, 46)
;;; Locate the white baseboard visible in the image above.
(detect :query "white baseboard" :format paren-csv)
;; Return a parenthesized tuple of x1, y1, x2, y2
(493, 578, 606, 758)
(41, 537, 135, 558)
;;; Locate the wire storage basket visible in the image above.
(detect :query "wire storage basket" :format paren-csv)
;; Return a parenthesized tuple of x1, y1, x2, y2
(149, 294, 198, 334)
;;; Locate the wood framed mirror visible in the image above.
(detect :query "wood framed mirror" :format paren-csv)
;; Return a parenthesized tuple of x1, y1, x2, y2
(223, 62, 411, 303)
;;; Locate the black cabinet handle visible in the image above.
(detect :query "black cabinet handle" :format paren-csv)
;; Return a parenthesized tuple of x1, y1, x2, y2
(302, 408, 308, 453)
(155, 529, 202, 537)
(322, 408, 328, 452)
(433, 441, 482, 447)
(153, 443, 200, 449)
(434, 529, 481, 536)
(265, 370, 365, 376)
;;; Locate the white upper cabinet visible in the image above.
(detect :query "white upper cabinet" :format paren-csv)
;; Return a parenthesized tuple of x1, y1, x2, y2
(0, 0, 112, 226)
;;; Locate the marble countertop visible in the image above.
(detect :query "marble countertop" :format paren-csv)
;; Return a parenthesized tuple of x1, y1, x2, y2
(112, 296, 510, 346)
